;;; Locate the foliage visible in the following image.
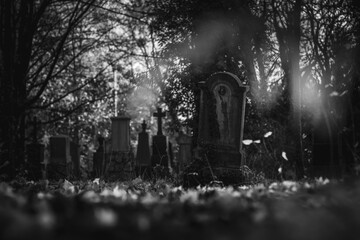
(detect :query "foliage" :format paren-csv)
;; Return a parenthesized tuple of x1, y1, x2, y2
(1, 0, 360, 180)
(1, 177, 360, 239)
(151, 0, 263, 133)
(0, 0, 169, 178)
(0, 0, 101, 177)
(151, 0, 360, 178)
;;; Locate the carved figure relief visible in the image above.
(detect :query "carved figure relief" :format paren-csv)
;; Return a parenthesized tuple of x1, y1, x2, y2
(213, 84, 232, 144)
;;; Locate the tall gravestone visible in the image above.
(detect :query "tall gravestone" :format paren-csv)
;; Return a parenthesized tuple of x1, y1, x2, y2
(135, 120, 151, 178)
(176, 132, 192, 173)
(48, 135, 71, 179)
(93, 136, 105, 178)
(26, 117, 45, 180)
(111, 115, 131, 152)
(109, 115, 134, 180)
(151, 108, 168, 168)
(197, 72, 248, 183)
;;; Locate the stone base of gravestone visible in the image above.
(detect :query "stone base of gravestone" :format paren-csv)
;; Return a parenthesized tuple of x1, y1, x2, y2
(204, 146, 244, 168)
(182, 147, 245, 187)
(151, 135, 168, 167)
(105, 152, 134, 181)
(26, 143, 45, 180)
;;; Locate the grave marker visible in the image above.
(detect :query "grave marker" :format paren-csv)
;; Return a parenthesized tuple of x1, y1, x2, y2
(136, 120, 151, 177)
(197, 72, 249, 183)
(153, 108, 166, 136)
(108, 115, 134, 180)
(151, 108, 169, 168)
(93, 136, 105, 178)
(111, 115, 131, 152)
(176, 132, 192, 172)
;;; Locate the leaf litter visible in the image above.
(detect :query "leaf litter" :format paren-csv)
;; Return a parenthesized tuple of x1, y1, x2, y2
(0, 178, 360, 240)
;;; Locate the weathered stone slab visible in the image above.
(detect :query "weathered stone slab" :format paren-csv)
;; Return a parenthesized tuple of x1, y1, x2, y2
(136, 120, 151, 178)
(198, 72, 248, 168)
(111, 115, 131, 152)
(176, 132, 192, 172)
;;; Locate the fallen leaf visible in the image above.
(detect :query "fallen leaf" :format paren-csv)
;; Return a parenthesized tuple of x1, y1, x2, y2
(264, 131, 272, 138)
(282, 152, 288, 161)
(243, 139, 253, 145)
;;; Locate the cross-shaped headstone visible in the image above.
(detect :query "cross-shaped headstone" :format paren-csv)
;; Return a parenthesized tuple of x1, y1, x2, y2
(30, 117, 40, 143)
(153, 107, 166, 136)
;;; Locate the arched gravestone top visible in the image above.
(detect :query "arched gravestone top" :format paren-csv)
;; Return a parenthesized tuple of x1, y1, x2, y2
(203, 72, 248, 95)
(198, 72, 249, 167)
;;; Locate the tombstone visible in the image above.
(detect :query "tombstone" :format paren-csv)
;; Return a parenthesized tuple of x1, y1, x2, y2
(48, 135, 71, 179)
(111, 115, 131, 152)
(151, 108, 169, 168)
(135, 120, 151, 178)
(93, 136, 105, 178)
(26, 117, 45, 180)
(108, 115, 134, 180)
(176, 132, 192, 172)
(70, 141, 80, 178)
(196, 72, 249, 183)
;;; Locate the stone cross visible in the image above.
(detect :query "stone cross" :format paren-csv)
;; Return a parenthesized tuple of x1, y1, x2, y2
(153, 107, 166, 136)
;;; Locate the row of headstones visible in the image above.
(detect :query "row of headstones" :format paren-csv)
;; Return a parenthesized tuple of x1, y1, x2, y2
(26, 134, 80, 180)
(90, 71, 250, 183)
(134, 118, 193, 178)
(27, 72, 250, 182)
(91, 108, 192, 180)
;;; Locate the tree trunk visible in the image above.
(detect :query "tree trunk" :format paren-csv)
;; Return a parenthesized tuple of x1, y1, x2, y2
(288, 0, 304, 179)
(272, 0, 304, 179)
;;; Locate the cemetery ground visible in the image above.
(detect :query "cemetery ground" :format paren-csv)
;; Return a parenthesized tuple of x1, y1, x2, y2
(1, 175, 360, 240)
